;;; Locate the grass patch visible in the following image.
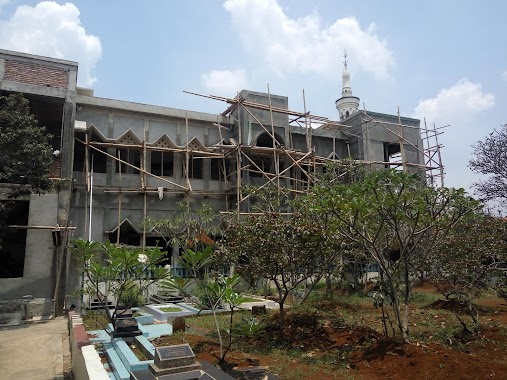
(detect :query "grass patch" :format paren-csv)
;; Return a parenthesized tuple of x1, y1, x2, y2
(129, 342, 148, 361)
(410, 291, 440, 305)
(186, 309, 253, 334)
(159, 306, 182, 313)
(240, 296, 263, 303)
(83, 311, 110, 331)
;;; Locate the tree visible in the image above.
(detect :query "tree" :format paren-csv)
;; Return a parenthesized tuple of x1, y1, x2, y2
(71, 239, 169, 328)
(222, 187, 341, 328)
(0, 93, 53, 196)
(423, 216, 507, 329)
(0, 94, 54, 250)
(469, 124, 507, 205)
(162, 245, 247, 366)
(145, 201, 221, 253)
(306, 169, 478, 340)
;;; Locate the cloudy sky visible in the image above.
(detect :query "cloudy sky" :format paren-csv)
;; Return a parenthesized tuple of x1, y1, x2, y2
(0, 0, 505, 194)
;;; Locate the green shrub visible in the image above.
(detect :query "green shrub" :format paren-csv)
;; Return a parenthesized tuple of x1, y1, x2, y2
(193, 283, 223, 309)
(117, 283, 145, 308)
(232, 316, 266, 338)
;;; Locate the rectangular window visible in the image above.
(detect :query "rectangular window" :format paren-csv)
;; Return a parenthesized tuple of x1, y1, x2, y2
(210, 158, 223, 181)
(116, 149, 140, 174)
(384, 143, 402, 169)
(151, 151, 174, 177)
(189, 157, 204, 179)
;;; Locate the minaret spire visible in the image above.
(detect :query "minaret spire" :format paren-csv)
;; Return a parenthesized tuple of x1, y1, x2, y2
(336, 51, 360, 120)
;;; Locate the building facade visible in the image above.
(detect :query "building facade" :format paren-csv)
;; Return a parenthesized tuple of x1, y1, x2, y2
(0, 49, 425, 315)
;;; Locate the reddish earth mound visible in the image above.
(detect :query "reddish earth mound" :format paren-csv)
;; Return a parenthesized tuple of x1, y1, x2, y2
(151, 294, 507, 380)
(153, 330, 507, 380)
(426, 299, 470, 313)
(351, 338, 507, 380)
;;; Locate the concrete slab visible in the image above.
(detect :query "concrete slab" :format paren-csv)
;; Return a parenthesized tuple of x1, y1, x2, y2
(0, 316, 70, 380)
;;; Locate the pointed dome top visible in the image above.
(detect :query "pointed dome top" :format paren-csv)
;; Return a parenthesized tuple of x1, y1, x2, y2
(335, 51, 360, 120)
(342, 51, 352, 97)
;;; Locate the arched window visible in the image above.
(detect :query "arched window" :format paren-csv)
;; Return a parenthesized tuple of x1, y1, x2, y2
(250, 132, 284, 178)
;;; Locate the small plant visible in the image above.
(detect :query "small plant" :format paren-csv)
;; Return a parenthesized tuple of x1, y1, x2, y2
(83, 311, 109, 331)
(194, 283, 224, 310)
(159, 276, 193, 298)
(232, 316, 266, 338)
(71, 239, 169, 328)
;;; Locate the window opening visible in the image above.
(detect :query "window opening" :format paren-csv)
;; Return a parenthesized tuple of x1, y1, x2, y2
(116, 148, 140, 174)
(210, 158, 223, 181)
(187, 157, 203, 179)
(0, 200, 29, 278)
(151, 151, 174, 177)
(108, 222, 140, 246)
(384, 143, 402, 169)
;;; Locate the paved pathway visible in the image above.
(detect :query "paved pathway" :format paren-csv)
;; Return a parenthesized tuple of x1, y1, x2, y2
(0, 317, 71, 380)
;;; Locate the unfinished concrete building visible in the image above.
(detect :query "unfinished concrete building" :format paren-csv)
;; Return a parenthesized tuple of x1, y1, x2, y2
(0, 49, 441, 316)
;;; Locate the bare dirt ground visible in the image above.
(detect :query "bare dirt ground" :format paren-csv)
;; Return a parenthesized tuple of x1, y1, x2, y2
(152, 286, 507, 380)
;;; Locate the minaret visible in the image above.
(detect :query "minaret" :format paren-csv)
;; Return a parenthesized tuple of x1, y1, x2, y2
(335, 52, 360, 120)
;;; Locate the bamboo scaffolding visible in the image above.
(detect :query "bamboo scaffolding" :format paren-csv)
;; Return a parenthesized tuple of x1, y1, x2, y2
(73, 87, 446, 233)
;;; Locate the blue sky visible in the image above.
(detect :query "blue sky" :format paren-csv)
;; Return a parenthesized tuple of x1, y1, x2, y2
(0, 0, 506, 195)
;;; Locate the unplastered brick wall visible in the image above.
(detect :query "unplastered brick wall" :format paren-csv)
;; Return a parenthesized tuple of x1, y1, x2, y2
(49, 157, 62, 178)
(4, 60, 69, 89)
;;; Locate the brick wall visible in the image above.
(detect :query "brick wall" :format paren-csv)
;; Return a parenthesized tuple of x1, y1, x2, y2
(4, 60, 69, 89)
(50, 157, 62, 178)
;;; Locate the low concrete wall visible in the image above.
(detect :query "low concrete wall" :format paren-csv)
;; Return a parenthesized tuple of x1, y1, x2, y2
(68, 311, 109, 380)
(0, 297, 54, 324)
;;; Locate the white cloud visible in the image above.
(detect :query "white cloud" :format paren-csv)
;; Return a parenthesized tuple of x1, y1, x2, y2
(502, 70, 507, 81)
(201, 69, 249, 96)
(223, 0, 394, 79)
(0, 1, 101, 86)
(413, 79, 495, 125)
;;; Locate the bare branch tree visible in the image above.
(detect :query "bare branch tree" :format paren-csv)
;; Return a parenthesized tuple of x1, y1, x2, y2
(469, 124, 507, 205)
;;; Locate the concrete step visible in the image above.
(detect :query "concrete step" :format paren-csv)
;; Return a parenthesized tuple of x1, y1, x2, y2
(105, 344, 130, 380)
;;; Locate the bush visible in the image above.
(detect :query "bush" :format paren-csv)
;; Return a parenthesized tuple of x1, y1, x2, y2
(117, 283, 145, 308)
(232, 316, 266, 338)
(193, 283, 223, 309)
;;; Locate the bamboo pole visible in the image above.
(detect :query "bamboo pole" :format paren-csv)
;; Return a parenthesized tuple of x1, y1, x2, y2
(303, 89, 311, 153)
(267, 84, 279, 188)
(237, 108, 242, 217)
(84, 131, 90, 241)
(117, 150, 122, 244)
(185, 115, 192, 192)
(76, 138, 188, 190)
(9, 225, 76, 230)
(142, 126, 147, 249)
(433, 122, 445, 187)
(88, 141, 223, 157)
(398, 107, 408, 172)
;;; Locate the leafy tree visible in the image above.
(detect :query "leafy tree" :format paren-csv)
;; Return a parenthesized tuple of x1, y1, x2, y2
(306, 169, 478, 340)
(223, 188, 341, 328)
(71, 239, 169, 328)
(469, 124, 507, 205)
(423, 216, 507, 329)
(145, 201, 221, 253)
(0, 93, 53, 196)
(0, 94, 53, 249)
(163, 246, 247, 366)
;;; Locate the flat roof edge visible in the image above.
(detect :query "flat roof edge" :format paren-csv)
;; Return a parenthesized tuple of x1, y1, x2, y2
(76, 94, 230, 123)
(0, 49, 78, 67)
